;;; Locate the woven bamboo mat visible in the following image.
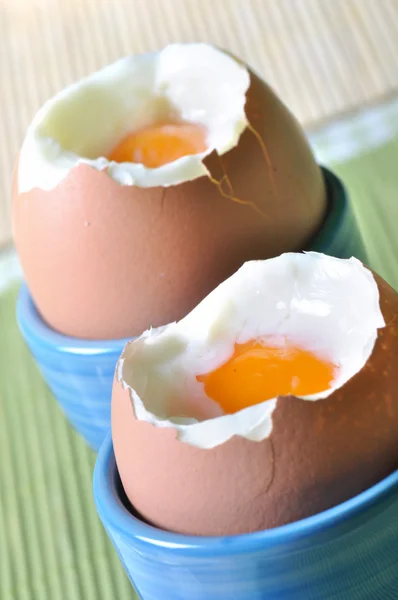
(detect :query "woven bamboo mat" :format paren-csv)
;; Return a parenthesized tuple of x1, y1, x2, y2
(1, 0, 398, 246)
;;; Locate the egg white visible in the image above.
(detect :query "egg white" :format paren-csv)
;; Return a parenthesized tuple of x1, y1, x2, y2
(117, 253, 385, 449)
(18, 43, 250, 193)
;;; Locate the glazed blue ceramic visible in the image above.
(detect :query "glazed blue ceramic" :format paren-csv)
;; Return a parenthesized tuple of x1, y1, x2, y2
(94, 433, 398, 600)
(307, 167, 367, 260)
(16, 286, 130, 450)
(16, 167, 367, 451)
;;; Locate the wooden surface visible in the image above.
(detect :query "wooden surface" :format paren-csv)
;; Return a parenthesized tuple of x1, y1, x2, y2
(1, 0, 398, 246)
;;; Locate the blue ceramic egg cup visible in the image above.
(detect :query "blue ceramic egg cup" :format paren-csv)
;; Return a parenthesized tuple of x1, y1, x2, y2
(94, 433, 398, 600)
(16, 168, 367, 451)
(16, 285, 130, 450)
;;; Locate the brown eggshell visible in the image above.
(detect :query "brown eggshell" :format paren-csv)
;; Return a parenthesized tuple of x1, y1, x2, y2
(13, 67, 326, 340)
(112, 275, 398, 536)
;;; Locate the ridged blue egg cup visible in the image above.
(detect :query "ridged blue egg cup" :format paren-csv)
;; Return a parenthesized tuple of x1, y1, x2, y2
(94, 433, 398, 600)
(16, 168, 367, 451)
(16, 286, 130, 450)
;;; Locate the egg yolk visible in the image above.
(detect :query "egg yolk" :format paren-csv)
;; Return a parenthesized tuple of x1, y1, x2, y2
(197, 340, 336, 414)
(107, 122, 208, 168)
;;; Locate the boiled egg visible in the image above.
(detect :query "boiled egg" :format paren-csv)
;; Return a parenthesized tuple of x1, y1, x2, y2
(112, 252, 398, 535)
(13, 43, 326, 340)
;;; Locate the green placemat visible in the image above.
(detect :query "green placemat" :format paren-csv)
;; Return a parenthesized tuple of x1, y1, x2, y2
(0, 287, 134, 599)
(333, 139, 398, 290)
(2, 131, 398, 600)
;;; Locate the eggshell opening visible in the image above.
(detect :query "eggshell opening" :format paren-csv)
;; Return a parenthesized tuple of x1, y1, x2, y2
(18, 43, 250, 193)
(117, 252, 385, 449)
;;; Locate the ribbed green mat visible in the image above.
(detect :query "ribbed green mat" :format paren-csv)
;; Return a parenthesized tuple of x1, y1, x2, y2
(334, 138, 398, 290)
(0, 291, 134, 599)
(1, 137, 398, 600)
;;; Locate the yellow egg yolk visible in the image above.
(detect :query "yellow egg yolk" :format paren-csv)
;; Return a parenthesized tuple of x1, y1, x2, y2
(197, 340, 337, 414)
(108, 122, 208, 168)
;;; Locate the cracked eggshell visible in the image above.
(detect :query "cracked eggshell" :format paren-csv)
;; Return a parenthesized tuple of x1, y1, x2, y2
(112, 262, 398, 536)
(12, 44, 326, 340)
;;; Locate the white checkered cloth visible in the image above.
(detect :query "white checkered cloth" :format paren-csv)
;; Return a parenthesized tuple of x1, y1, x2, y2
(2, 96, 398, 293)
